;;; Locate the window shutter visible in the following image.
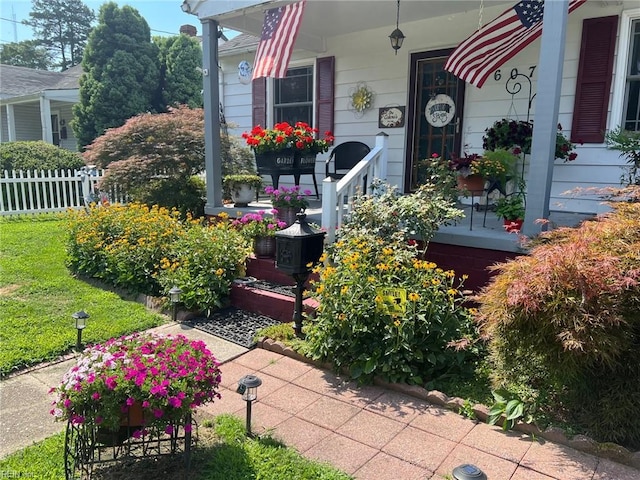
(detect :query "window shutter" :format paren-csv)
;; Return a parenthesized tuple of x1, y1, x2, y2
(571, 15, 618, 144)
(316, 56, 335, 136)
(252, 77, 267, 128)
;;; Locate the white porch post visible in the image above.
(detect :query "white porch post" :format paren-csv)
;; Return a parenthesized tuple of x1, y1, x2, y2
(523, 0, 569, 236)
(202, 18, 223, 214)
(39, 95, 53, 144)
(6, 105, 16, 141)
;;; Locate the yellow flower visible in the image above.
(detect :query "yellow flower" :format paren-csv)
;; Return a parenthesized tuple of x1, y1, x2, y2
(218, 212, 229, 219)
(316, 285, 324, 294)
(340, 285, 349, 295)
(338, 313, 346, 321)
(408, 292, 420, 302)
(215, 268, 225, 276)
(393, 318, 401, 327)
(447, 288, 458, 296)
(382, 247, 393, 255)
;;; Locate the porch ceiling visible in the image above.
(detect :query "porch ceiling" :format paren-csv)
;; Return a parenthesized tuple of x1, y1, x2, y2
(186, 0, 513, 52)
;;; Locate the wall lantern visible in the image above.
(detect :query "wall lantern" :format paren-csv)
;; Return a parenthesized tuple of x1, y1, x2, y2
(72, 310, 89, 352)
(237, 374, 262, 437)
(452, 464, 487, 480)
(169, 286, 183, 323)
(389, 0, 405, 54)
(274, 213, 326, 337)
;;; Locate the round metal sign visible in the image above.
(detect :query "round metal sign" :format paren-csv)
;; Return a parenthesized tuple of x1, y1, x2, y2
(425, 93, 455, 127)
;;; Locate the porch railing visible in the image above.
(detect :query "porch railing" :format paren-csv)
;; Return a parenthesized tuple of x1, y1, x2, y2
(321, 133, 389, 242)
(0, 167, 126, 216)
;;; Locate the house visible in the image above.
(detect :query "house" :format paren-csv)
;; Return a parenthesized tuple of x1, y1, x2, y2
(0, 64, 82, 151)
(184, 0, 638, 288)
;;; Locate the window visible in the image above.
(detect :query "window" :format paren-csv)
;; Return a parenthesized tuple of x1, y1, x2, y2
(273, 66, 313, 125)
(623, 19, 640, 131)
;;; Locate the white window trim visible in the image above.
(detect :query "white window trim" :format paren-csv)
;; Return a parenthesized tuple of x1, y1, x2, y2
(610, 8, 640, 131)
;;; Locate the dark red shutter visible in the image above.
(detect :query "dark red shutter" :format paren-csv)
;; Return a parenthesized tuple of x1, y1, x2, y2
(252, 77, 267, 128)
(316, 56, 335, 135)
(571, 15, 618, 144)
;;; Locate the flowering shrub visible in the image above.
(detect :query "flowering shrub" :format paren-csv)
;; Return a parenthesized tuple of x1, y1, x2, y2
(50, 333, 222, 434)
(66, 205, 251, 311)
(242, 122, 334, 155)
(265, 185, 311, 210)
(482, 118, 577, 161)
(232, 210, 286, 238)
(155, 213, 251, 311)
(305, 232, 478, 385)
(65, 203, 184, 295)
(471, 149, 518, 186)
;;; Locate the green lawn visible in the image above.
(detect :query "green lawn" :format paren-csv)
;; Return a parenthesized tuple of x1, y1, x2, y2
(0, 415, 352, 480)
(0, 214, 166, 376)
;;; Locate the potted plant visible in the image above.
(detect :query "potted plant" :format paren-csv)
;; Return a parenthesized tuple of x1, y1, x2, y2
(447, 152, 485, 193)
(232, 210, 286, 257)
(242, 121, 334, 156)
(50, 332, 222, 443)
(264, 185, 312, 226)
(222, 174, 263, 207)
(495, 194, 526, 232)
(472, 149, 519, 193)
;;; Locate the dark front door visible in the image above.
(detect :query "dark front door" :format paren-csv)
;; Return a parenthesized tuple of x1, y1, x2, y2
(405, 49, 465, 191)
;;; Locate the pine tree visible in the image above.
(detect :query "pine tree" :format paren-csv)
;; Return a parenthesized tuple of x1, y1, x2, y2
(24, 0, 94, 71)
(158, 34, 203, 109)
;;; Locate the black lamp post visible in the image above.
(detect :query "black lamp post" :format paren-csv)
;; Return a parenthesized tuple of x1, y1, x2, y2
(452, 464, 487, 480)
(274, 213, 326, 337)
(237, 374, 262, 437)
(169, 286, 182, 323)
(72, 310, 89, 352)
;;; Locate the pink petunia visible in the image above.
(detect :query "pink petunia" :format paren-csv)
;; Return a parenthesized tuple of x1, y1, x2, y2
(91, 392, 101, 401)
(165, 425, 174, 435)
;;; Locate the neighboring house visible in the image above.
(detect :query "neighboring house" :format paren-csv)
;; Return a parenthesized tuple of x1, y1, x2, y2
(0, 64, 82, 151)
(188, 0, 639, 284)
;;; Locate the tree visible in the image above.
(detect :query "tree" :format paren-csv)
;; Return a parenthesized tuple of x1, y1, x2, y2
(72, 2, 160, 149)
(156, 34, 203, 109)
(83, 106, 206, 217)
(0, 40, 52, 70)
(24, 0, 95, 71)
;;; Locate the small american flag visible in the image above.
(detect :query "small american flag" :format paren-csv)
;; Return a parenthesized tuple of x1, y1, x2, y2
(252, 0, 306, 80)
(444, 0, 586, 88)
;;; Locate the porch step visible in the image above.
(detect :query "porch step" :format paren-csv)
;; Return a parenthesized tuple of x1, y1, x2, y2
(230, 256, 318, 323)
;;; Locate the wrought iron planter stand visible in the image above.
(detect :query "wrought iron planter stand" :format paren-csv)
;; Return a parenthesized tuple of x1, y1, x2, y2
(64, 414, 196, 479)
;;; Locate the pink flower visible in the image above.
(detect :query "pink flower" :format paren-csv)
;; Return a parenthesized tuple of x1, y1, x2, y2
(165, 425, 174, 435)
(126, 397, 135, 406)
(168, 396, 182, 408)
(91, 392, 101, 401)
(142, 400, 150, 408)
(105, 376, 117, 390)
(153, 409, 164, 418)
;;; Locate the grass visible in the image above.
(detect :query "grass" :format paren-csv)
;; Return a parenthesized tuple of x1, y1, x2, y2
(0, 214, 166, 377)
(0, 415, 352, 480)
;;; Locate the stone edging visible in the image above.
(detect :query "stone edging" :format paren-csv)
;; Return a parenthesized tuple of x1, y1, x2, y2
(256, 337, 640, 470)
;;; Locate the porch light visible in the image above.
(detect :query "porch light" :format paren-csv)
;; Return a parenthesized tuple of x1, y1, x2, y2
(169, 286, 182, 323)
(389, 0, 405, 54)
(237, 375, 262, 437)
(72, 310, 89, 352)
(452, 464, 487, 480)
(180, 1, 191, 13)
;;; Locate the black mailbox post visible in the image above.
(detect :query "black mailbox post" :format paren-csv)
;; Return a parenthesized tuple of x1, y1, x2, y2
(275, 213, 326, 336)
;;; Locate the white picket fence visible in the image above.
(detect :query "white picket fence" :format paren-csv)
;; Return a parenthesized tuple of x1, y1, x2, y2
(0, 168, 127, 216)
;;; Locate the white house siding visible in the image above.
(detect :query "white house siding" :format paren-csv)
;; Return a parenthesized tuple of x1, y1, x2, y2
(218, 2, 630, 215)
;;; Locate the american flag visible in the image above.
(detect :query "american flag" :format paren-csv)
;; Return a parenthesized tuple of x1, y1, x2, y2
(252, 0, 307, 80)
(444, 0, 586, 88)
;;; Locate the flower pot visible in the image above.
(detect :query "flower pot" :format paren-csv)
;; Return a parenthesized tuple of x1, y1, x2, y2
(274, 206, 301, 227)
(230, 184, 256, 208)
(503, 218, 523, 232)
(253, 236, 276, 258)
(456, 174, 485, 193)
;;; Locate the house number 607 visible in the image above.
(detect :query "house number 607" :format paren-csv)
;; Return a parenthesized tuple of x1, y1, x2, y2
(493, 66, 537, 82)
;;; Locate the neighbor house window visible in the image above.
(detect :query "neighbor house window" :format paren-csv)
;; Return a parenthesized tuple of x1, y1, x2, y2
(273, 66, 313, 126)
(623, 19, 640, 131)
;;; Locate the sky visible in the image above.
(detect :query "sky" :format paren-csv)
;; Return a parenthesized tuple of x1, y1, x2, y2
(0, 0, 203, 45)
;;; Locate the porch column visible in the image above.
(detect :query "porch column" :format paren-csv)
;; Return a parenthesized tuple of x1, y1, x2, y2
(523, 0, 569, 236)
(202, 18, 223, 214)
(39, 95, 53, 144)
(6, 105, 16, 141)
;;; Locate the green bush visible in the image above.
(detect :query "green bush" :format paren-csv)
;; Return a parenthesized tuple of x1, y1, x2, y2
(0, 141, 85, 172)
(65, 203, 184, 295)
(305, 231, 478, 385)
(132, 175, 206, 219)
(475, 194, 640, 448)
(155, 214, 251, 311)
